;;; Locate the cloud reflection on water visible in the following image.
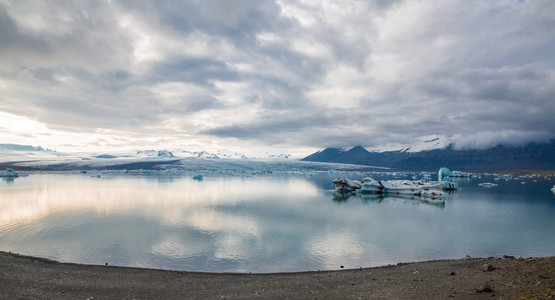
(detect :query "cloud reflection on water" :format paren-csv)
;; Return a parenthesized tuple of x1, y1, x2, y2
(0, 173, 329, 271)
(1, 173, 555, 272)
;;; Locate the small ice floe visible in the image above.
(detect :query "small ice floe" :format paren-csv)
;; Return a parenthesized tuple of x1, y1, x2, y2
(551, 185, 555, 193)
(332, 178, 361, 192)
(0, 168, 28, 178)
(478, 182, 498, 187)
(438, 167, 473, 179)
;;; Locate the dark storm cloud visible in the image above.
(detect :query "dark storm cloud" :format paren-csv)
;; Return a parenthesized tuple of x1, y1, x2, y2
(414, 64, 555, 133)
(0, 7, 49, 58)
(202, 113, 333, 140)
(0, 1, 133, 72)
(0, 0, 554, 152)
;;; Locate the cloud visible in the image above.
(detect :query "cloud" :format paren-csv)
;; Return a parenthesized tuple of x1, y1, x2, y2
(451, 130, 554, 150)
(0, 1, 133, 73)
(0, 0, 554, 154)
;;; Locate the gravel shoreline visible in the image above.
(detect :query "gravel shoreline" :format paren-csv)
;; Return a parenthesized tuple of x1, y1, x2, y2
(1, 251, 553, 299)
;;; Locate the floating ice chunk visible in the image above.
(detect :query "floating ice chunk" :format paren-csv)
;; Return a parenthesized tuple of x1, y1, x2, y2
(0, 168, 27, 177)
(333, 177, 454, 199)
(438, 167, 473, 179)
(430, 181, 458, 191)
(478, 182, 498, 187)
(438, 167, 450, 179)
(381, 180, 423, 196)
(332, 178, 361, 192)
(360, 177, 382, 193)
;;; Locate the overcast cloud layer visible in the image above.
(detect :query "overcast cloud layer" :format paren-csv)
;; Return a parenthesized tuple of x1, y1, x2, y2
(1, 0, 554, 155)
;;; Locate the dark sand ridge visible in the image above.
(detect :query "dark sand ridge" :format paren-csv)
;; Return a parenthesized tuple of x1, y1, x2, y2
(1, 251, 553, 299)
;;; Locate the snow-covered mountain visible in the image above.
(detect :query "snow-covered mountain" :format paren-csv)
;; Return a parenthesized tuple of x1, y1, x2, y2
(2, 146, 297, 171)
(265, 153, 292, 159)
(1, 144, 290, 162)
(366, 137, 450, 153)
(136, 150, 175, 157)
(302, 139, 555, 171)
(215, 150, 248, 159)
(178, 149, 291, 160)
(0, 143, 51, 152)
(0, 143, 65, 162)
(399, 137, 450, 153)
(181, 150, 220, 159)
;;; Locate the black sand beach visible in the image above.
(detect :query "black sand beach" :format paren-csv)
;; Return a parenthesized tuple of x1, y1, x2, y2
(1, 251, 553, 299)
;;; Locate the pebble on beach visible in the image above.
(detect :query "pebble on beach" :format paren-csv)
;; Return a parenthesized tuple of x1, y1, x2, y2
(477, 282, 494, 293)
(483, 264, 496, 272)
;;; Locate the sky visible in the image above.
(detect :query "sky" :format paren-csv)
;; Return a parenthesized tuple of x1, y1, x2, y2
(0, 0, 554, 156)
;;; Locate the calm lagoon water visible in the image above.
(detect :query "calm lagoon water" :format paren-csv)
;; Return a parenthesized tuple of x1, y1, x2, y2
(1, 171, 554, 273)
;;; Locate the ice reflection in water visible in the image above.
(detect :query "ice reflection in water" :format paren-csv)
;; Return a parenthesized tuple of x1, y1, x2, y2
(0, 173, 555, 273)
(333, 192, 446, 208)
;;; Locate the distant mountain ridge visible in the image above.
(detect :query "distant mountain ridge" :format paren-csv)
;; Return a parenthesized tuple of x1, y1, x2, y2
(133, 149, 291, 160)
(136, 150, 175, 157)
(178, 150, 290, 159)
(0, 144, 291, 161)
(302, 140, 555, 171)
(0, 143, 50, 152)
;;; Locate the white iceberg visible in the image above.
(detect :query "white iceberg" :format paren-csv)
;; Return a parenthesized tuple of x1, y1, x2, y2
(438, 167, 473, 179)
(332, 178, 361, 192)
(381, 180, 445, 196)
(0, 168, 28, 178)
(360, 177, 382, 193)
(433, 180, 459, 191)
(333, 177, 455, 199)
(478, 182, 498, 187)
